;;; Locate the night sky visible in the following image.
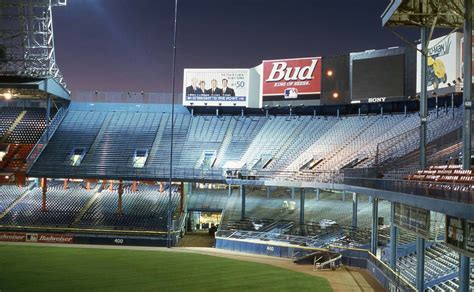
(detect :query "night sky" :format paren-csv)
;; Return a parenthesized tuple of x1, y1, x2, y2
(53, 0, 419, 93)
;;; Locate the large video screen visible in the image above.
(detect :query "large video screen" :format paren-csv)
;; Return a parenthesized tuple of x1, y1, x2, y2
(183, 69, 249, 107)
(352, 54, 405, 100)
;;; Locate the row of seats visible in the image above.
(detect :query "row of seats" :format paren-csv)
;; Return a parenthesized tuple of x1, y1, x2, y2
(406, 165, 474, 184)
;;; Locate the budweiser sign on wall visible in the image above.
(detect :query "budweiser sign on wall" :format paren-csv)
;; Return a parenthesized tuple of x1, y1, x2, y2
(262, 57, 322, 97)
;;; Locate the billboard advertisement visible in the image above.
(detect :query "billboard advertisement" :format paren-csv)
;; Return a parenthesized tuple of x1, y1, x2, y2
(417, 32, 462, 93)
(261, 57, 322, 102)
(183, 69, 249, 107)
(350, 47, 415, 103)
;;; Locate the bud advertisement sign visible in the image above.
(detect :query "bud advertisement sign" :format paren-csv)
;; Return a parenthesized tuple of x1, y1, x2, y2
(262, 57, 322, 98)
(183, 69, 249, 107)
(416, 32, 461, 93)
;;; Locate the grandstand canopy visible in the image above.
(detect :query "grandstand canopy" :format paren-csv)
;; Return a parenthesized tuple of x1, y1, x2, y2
(382, 0, 465, 28)
(0, 76, 70, 100)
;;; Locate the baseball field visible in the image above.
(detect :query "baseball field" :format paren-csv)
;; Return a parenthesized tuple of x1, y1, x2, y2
(0, 244, 332, 291)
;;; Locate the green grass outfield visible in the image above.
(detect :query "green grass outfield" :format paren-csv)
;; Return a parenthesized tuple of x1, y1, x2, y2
(0, 245, 332, 291)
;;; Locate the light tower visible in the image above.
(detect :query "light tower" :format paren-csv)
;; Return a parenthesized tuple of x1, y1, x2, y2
(0, 0, 67, 90)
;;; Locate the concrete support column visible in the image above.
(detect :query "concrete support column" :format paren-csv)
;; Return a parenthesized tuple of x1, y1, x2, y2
(416, 237, 425, 291)
(342, 190, 346, 201)
(189, 183, 193, 196)
(316, 188, 320, 201)
(117, 180, 123, 215)
(266, 187, 271, 199)
(352, 192, 358, 229)
(389, 202, 398, 270)
(370, 198, 379, 255)
(227, 184, 232, 197)
(240, 185, 246, 220)
(291, 187, 295, 199)
(300, 188, 305, 227)
(41, 178, 47, 212)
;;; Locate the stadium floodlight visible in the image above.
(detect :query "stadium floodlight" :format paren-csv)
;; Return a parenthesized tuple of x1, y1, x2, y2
(326, 70, 334, 77)
(3, 91, 12, 100)
(332, 92, 339, 98)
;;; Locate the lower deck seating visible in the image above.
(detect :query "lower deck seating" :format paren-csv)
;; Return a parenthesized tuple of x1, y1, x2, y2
(77, 185, 180, 231)
(0, 184, 95, 227)
(0, 185, 26, 213)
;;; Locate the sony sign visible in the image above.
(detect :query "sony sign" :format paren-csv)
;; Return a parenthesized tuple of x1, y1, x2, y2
(262, 57, 322, 97)
(367, 97, 386, 103)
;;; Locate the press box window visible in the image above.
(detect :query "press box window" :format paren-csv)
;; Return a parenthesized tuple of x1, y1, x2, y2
(133, 149, 148, 168)
(69, 147, 86, 166)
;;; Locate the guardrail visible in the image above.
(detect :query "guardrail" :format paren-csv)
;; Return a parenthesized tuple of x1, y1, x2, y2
(344, 176, 474, 204)
(29, 165, 226, 181)
(25, 107, 68, 171)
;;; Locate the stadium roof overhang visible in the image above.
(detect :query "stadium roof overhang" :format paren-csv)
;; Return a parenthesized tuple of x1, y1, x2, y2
(0, 76, 71, 100)
(382, 0, 465, 28)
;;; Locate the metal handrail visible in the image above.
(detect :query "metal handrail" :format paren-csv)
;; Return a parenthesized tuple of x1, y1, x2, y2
(25, 107, 69, 171)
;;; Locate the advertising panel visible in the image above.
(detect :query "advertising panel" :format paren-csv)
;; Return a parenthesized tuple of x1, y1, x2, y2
(183, 69, 249, 107)
(417, 32, 462, 93)
(445, 215, 466, 251)
(393, 203, 430, 238)
(466, 220, 474, 255)
(0, 232, 26, 242)
(261, 57, 322, 99)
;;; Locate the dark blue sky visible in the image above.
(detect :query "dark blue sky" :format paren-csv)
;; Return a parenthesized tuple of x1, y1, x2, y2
(53, 0, 418, 93)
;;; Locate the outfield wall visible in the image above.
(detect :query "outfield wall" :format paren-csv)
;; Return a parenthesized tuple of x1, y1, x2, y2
(0, 231, 176, 247)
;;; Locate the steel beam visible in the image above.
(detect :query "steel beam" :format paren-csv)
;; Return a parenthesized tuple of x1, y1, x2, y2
(459, 2, 472, 291)
(389, 202, 398, 270)
(416, 237, 425, 291)
(371, 198, 379, 254)
(240, 185, 246, 220)
(420, 26, 429, 170)
(352, 192, 358, 228)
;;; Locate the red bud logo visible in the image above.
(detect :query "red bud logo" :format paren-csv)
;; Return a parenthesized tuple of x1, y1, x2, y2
(265, 59, 318, 82)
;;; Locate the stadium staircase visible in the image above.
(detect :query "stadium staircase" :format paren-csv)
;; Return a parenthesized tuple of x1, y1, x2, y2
(213, 117, 237, 167)
(0, 111, 26, 143)
(146, 113, 169, 166)
(83, 112, 113, 158)
(0, 185, 31, 218)
(69, 183, 102, 227)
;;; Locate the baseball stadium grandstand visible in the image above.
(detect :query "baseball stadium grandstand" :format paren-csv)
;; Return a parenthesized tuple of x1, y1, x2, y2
(0, 0, 473, 291)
